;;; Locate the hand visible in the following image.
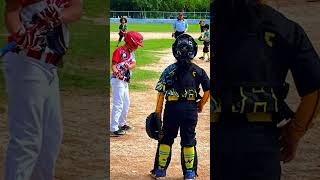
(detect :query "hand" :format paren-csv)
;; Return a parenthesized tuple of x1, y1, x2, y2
(155, 112, 161, 120)
(280, 127, 300, 163)
(197, 102, 203, 113)
(122, 62, 130, 70)
(13, 25, 47, 50)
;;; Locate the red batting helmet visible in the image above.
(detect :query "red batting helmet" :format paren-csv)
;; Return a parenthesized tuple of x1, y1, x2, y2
(124, 31, 143, 51)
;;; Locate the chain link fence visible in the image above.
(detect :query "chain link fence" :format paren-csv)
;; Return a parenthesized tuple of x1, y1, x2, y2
(110, 11, 210, 19)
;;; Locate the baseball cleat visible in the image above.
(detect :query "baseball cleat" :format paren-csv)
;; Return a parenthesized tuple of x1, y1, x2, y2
(110, 129, 126, 137)
(119, 124, 132, 131)
(150, 169, 166, 179)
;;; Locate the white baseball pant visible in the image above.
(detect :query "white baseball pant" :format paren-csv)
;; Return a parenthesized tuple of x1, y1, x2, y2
(110, 78, 130, 132)
(2, 52, 63, 180)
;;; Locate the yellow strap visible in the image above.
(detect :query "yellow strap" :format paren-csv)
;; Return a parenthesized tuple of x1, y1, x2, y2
(167, 95, 179, 101)
(155, 93, 165, 113)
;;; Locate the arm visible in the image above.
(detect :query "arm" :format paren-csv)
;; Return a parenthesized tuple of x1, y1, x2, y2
(155, 93, 165, 115)
(111, 62, 119, 74)
(198, 90, 210, 113)
(127, 60, 136, 70)
(61, 0, 82, 24)
(281, 90, 320, 163)
(4, 0, 22, 34)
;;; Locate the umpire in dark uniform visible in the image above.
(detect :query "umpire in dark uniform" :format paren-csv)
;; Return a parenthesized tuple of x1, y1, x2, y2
(150, 34, 210, 180)
(211, 0, 320, 179)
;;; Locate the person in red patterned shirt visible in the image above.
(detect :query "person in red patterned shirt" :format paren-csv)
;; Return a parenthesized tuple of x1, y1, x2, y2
(110, 31, 143, 136)
(3, 0, 82, 179)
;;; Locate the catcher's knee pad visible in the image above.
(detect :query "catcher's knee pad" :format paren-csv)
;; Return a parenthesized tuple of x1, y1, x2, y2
(154, 144, 172, 170)
(181, 146, 198, 175)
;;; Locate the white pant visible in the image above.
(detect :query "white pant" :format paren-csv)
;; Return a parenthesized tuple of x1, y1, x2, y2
(2, 52, 63, 180)
(110, 78, 130, 132)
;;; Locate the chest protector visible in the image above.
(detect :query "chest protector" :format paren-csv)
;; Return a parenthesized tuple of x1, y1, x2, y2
(214, 21, 288, 113)
(167, 64, 200, 101)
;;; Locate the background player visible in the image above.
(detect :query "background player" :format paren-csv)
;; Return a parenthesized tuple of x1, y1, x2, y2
(198, 24, 210, 61)
(116, 16, 128, 47)
(110, 31, 143, 136)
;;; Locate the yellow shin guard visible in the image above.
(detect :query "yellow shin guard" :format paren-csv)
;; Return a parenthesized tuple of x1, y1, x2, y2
(158, 144, 171, 169)
(183, 146, 195, 169)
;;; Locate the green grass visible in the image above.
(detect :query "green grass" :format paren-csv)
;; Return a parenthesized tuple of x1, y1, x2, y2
(110, 39, 174, 66)
(110, 23, 201, 33)
(110, 39, 174, 90)
(82, 0, 108, 17)
(0, 1, 5, 33)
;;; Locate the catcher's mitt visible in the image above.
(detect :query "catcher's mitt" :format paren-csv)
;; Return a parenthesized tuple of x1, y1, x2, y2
(146, 112, 162, 140)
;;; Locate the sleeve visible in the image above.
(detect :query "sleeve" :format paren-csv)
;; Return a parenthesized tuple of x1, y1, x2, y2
(199, 68, 210, 91)
(119, 24, 122, 30)
(112, 48, 121, 64)
(289, 23, 320, 97)
(125, 24, 128, 30)
(173, 21, 176, 30)
(155, 70, 167, 93)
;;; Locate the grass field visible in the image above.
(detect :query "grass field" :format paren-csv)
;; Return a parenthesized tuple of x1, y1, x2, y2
(110, 23, 202, 33)
(110, 39, 174, 90)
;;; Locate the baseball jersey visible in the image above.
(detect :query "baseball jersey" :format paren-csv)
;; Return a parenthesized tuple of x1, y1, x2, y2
(119, 24, 128, 31)
(155, 63, 210, 99)
(212, 4, 320, 98)
(111, 46, 135, 80)
(14, 0, 70, 53)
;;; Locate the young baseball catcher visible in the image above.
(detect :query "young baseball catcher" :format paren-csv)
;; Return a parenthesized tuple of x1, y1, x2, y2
(2, 0, 82, 179)
(110, 31, 143, 136)
(147, 34, 210, 180)
(116, 16, 128, 47)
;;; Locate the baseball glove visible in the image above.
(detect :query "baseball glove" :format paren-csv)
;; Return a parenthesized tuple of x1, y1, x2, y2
(46, 24, 67, 56)
(146, 112, 162, 140)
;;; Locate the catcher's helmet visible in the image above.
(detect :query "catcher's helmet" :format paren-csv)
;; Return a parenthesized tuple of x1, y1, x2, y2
(172, 34, 198, 62)
(124, 31, 144, 51)
(145, 112, 162, 140)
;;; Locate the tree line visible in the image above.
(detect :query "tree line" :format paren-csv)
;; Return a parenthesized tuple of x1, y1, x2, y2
(111, 0, 210, 12)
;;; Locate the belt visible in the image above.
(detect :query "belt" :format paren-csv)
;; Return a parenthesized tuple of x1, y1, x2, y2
(167, 95, 196, 101)
(111, 75, 129, 82)
(211, 112, 273, 123)
(14, 49, 61, 66)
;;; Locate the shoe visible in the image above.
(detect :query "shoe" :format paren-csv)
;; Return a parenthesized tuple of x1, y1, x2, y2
(110, 129, 126, 136)
(150, 169, 166, 179)
(184, 170, 196, 180)
(119, 124, 132, 131)
(199, 57, 205, 60)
